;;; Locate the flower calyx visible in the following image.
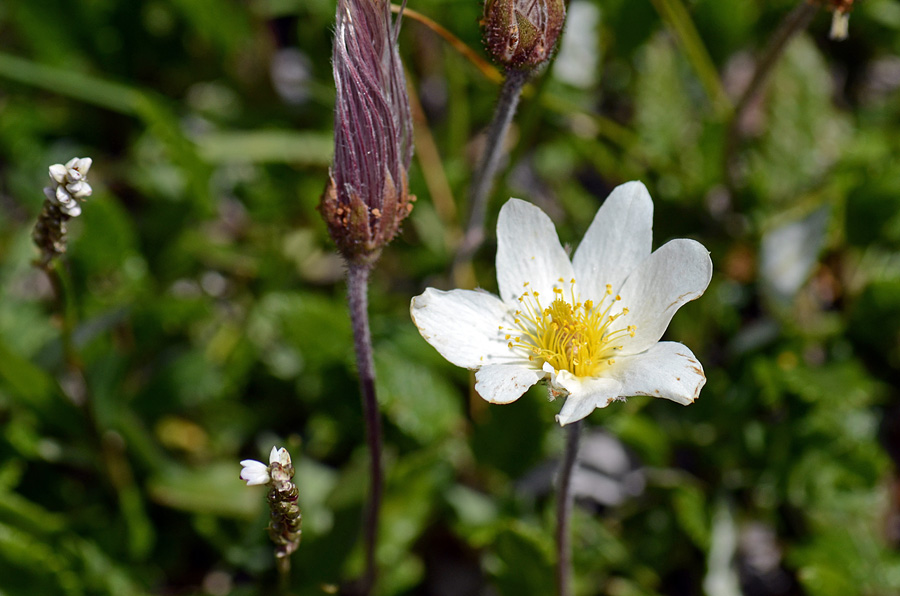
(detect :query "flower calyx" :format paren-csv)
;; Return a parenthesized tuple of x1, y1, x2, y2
(482, 0, 566, 69)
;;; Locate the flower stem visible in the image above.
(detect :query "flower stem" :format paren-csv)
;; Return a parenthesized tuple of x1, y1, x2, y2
(346, 263, 383, 595)
(556, 420, 582, 596)
(724, 1, 820, 188)
(454, 68, 530, 277)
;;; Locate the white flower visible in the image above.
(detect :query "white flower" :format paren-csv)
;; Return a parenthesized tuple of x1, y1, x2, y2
(239, 446, 293, 486)
(44, 156, 93, 217)
(239, 459, 270, 486)
(410, 182, 713, 426)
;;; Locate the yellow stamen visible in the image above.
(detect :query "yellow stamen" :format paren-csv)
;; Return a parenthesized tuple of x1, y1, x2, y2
(501, 278, 636, 377)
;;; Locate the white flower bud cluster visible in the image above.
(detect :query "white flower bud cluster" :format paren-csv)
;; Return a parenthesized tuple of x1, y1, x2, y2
(43, 157, 93, 217)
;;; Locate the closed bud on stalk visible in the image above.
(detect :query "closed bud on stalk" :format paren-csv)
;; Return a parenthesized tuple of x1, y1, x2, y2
(320, 0, 415, 266)
(482, 0, 566, 69)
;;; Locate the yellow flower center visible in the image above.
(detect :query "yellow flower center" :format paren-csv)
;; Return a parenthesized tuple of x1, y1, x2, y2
(502, 278, 636, 377)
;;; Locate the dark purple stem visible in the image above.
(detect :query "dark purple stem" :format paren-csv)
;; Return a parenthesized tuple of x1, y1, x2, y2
(454, 68, 530, 267)
(556, 420, 582, 596)
(346, 263, 383, 596)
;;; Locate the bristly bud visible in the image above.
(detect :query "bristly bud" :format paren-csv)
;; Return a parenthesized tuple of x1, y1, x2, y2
(320, 0, 415, 266)
(482, 0, 566, 69)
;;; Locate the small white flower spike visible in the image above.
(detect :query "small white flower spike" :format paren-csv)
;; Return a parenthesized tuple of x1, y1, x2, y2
(43, 156, 93, 217)
(239, 458, 271, 486)
(410, 181, 713, 426)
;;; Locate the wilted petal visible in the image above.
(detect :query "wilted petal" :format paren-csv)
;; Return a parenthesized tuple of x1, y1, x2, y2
(496, 198, 574, 303)
(411, 288, 513, 369)
(616, 239, 712, 355)
(572, 181, 653, 297)
(609, 342, 706, 406)
(474, 364, 544, 404)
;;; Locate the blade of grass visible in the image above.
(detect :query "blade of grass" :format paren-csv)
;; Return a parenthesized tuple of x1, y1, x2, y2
(0, 51, 140, 115)
(648, 0, 733, 119)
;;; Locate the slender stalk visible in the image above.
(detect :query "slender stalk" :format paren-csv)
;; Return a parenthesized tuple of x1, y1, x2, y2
(556, 421, 582, 596)
(454, 68, 530, 276)
(277, 551, 291, 593)
(46, 261, 80, 372)
(346, 263, 383, 596)
(724, 1, 820, 188)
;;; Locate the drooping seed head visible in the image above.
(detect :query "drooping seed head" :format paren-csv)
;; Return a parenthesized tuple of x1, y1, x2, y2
(320, 0, 415, 265)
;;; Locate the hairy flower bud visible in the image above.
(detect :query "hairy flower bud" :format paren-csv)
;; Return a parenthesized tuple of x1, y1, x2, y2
(320, 0, 415, 266)
(482, 0, 566, 69)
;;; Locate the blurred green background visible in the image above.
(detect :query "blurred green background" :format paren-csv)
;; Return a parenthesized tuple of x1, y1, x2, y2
(2, 0, 900, 594)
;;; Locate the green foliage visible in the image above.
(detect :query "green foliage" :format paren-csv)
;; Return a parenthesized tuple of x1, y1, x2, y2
(2, 0, 900, 594)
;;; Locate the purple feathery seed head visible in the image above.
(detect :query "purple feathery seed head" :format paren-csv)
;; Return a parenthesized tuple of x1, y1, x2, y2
(320, 0, 415, 265)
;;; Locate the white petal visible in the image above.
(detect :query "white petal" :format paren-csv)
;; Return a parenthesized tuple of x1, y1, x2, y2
(239, 459, 270, 485)
(60, 203, 82, 217)
(616, 239, 712, 355)
(271, 447, 291, 467)
(553, 372, 622, 425)
(609, 342, 706, 405)
(43, 187, 56, 202)
(66, 168, 84, 182)
(496, 198, 575, 304)
(49, 164, 67, 184)
(71, 181, 92, 199)
(66, 180, 85, 195)
(572, 181, 653, 298)
(77, 157, 92, 176)
(55, 185, 73, 205)
(411, 288, 514, 369)
(474, 364, 544, 404)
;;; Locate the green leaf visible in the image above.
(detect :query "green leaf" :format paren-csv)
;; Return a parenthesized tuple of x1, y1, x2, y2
(195, 131, 333, 165)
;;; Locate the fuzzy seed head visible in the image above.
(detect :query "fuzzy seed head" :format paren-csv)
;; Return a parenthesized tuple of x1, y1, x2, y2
(320, 0, 416, 265)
